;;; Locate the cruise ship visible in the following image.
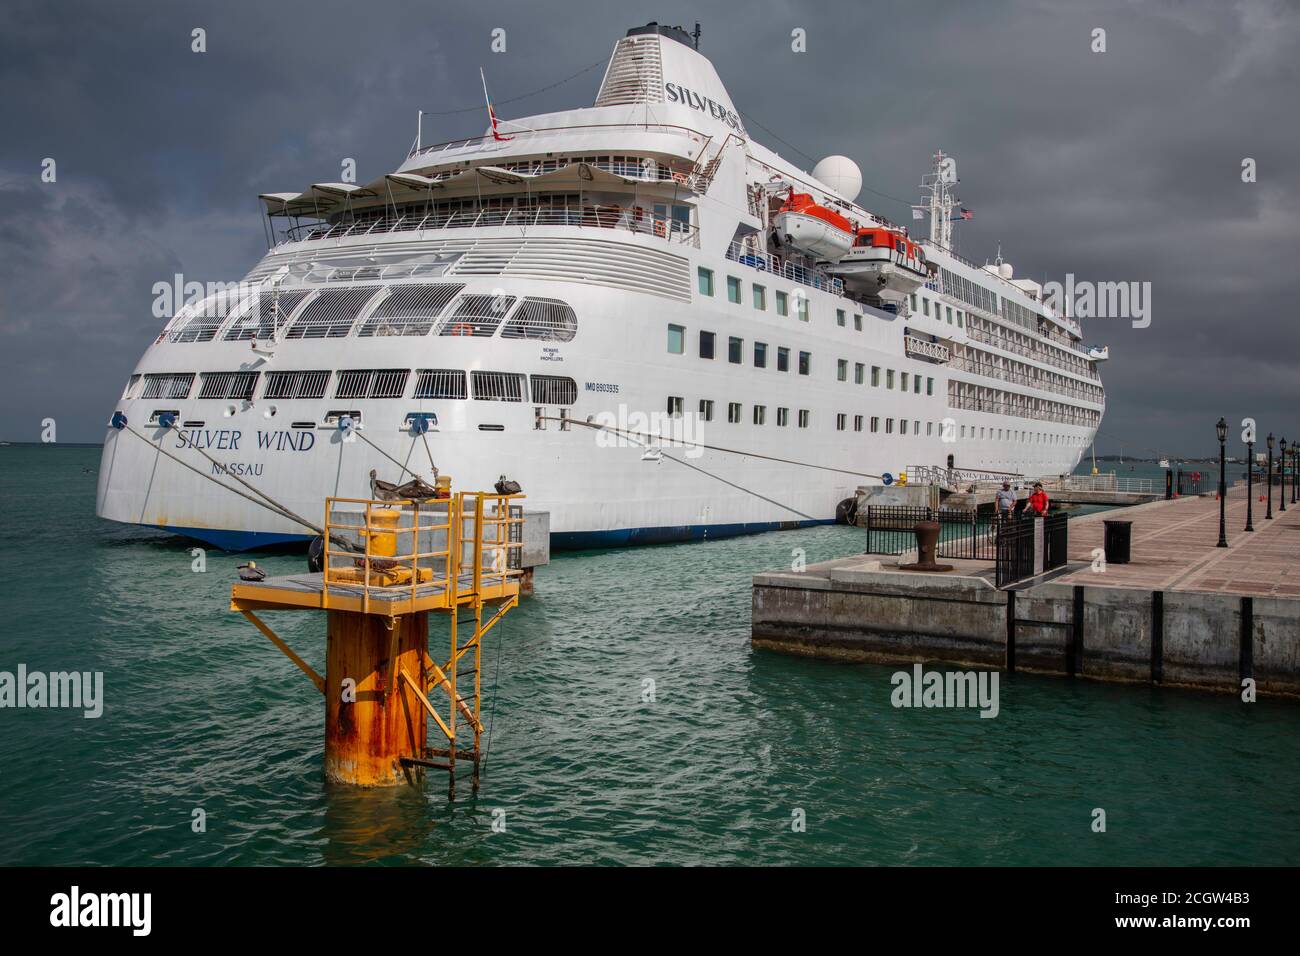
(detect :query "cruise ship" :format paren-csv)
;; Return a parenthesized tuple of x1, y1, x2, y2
(96, 22, 1106, 549)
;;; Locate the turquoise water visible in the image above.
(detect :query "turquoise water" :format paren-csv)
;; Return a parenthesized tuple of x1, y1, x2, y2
(1, 445, 1297, 866)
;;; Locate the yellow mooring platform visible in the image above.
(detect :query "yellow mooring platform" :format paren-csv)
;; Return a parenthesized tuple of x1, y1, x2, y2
(230, 489, 524, 795)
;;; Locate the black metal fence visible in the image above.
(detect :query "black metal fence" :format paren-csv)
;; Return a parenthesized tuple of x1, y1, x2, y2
(864, 506, 997, 561)
(1175, 468, 1209, 496)
(995, 513, 1070, 588)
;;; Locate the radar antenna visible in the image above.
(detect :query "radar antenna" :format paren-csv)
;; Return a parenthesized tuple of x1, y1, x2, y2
(916, 150, 961, 251)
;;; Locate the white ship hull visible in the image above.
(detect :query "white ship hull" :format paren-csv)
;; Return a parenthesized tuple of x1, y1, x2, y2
(95, 23, 1104, 551)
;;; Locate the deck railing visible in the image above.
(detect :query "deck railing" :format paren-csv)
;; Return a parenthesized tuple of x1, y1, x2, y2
(277, 206, 700, 249)
(724, 240, 844, 296)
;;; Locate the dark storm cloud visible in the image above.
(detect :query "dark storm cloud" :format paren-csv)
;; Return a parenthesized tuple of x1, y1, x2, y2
(1, 0, 1296, 455)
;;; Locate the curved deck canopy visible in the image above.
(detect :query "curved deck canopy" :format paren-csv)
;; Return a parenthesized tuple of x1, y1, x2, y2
(261, 163, 655, 218)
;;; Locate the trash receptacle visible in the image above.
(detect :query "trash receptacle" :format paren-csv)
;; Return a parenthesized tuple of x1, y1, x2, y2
(1103, 519, 1132, 564)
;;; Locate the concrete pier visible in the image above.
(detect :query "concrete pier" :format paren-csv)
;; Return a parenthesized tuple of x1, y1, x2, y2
(753, 493, 1300, 697)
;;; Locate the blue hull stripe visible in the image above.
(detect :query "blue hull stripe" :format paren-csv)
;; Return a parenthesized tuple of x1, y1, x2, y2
(152, 518, 834, 553)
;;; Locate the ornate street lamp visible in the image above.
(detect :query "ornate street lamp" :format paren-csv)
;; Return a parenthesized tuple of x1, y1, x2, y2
(1292, 445, 1298, 505)
(1280, 437, 1288, 513)
(1245, 431, 1255, 531)
(1217, 417, 1228, 547)
(1266, 433, 1275, 520)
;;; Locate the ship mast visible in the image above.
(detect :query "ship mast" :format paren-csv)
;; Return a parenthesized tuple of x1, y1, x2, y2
(917, 150, 959, 251)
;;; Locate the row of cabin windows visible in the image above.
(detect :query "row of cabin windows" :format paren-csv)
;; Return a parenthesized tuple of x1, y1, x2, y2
(667, 398, 812, 428)
(669, 324, 934, 395)
(698, 268, 811, 322)
(132, 369, 578, 405)
(910, 292, 965, 330)
(665, 400, 936, 437)
(668, 325, 812, 374)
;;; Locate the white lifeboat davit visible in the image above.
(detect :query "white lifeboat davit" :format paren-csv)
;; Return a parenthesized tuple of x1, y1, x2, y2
(827, 228, 934, 300)
(772, 191, 855, 261)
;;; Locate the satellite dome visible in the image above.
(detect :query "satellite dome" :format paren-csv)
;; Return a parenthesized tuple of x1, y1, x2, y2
(812, 155, 862, 201)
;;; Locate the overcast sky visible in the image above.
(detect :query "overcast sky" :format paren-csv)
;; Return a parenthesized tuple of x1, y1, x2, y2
(2, 0, 1297, 457)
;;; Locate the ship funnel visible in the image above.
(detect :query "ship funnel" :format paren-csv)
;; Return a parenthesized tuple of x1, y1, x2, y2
(596, 23, 745, 136)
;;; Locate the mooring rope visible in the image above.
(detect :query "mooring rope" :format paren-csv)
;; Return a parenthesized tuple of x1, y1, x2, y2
(545, 416, 885, 481)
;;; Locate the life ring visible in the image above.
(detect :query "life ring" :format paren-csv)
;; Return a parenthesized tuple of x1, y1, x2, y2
(653, 219, 666, 237)
(450, 323, 474, 336)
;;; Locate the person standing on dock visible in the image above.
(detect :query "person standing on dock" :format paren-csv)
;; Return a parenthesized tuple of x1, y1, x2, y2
(1028, 481, 1050, 516)
(995, 481, 1017, 522)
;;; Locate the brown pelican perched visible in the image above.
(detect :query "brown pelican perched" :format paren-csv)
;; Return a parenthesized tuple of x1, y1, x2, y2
(369, 469, 441, 502)
(494, 475, 522, 495)
(237, 561, 266, 582)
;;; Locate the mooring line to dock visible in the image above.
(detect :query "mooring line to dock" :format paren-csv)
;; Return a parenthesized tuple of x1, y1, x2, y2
(549, 416, 885, 481)
(547, 415, 819, 520)
(121, 423, 322, 534)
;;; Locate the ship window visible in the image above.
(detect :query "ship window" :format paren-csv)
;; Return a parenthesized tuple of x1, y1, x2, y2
(923, 299, 930, 317)
(698, 267, 714, 296)
(141, 373, 195, 400)
(122, 374, 141, 399)
(501, 297, 578, 341)
(837, 359, 847, 382)
(777, 407, 789, 427)
(263, 370, 330, 400)
(914, 377, 922, 394)
(754, 342, 768, 368)
(836, 414, 846, 431)
(886, 369, 895, 389)
(910, 293, 918, 313)
(752, 285, 766, 310)
(837, 309, 846, 327)
(870, 416, 879, 433)
(285, 286, 382, 339)
(413, 369, 467, 400)
(854, 363, 864, 385)
(225, 290, 312, 341)
(334, 369, 410, 400)
(796, 296, 809, 322)
(727, 276, 742, 304)
(667, 396, 684, 417)
(776, 291, 789, 316)
(667, 324, 685, 354)
(198, 371, 259, 401)
(871, 366, 880, 386)
(438, 294, 518, 337)
(901, 372, 910, 391)
(886, 418, 894, 434)
(471, 371, 525, 402)
(900, 420, 908, 435)
(169, 290, 245, 343)
(798, 409, 810, 428)
(699, 399, 714, 422)
(927, 377, 934, 395)
(530, 375, 578, 405)
(699, 330, 715, 359)
(799, 351, 811, 376)
(728, 336, 743, 364)
(728, 402, 742, 424)
(854, 415, 863, 432)
(927, 422, 934, 436)
(358, 284, 464, 337)
(777, 347, 790, 372)
(753, 405, 766, 425)
(854, 313, 863, 331)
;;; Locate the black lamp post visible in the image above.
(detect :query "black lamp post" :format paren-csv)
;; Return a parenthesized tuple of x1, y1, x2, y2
(1217, 417, 1228, 547)
(1266, 433, 1274, 520)
(1280, 438, 1287, 513)
(1284, 447, 1294, 509)
(1245, 433, 1255, 531)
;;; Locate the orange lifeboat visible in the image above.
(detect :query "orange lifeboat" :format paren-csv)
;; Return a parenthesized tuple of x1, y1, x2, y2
(826, 227, 934, 299)
(772, 190, 855, 260)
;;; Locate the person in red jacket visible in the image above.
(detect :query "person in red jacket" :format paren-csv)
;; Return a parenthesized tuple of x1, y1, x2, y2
(1027, 481, 1050, 516)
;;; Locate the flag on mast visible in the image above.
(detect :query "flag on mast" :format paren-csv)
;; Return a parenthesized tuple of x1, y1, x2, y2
(481, 67, 513, 142)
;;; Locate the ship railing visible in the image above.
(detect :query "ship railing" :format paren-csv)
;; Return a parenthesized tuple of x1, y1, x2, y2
(278, 206, 700, 248)
(1057, 473, 1154, 495)
(964, 326, 1101, 380)
(903, 335, 951, 363)
(406, 122, 710, 159)
(947, 357, 1104, 403)
(947, 395, 1101, 427)
(724, 240, 845, 296)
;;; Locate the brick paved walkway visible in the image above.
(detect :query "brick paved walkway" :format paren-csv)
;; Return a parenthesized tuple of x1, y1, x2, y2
(1059, 487, 1300, 595)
